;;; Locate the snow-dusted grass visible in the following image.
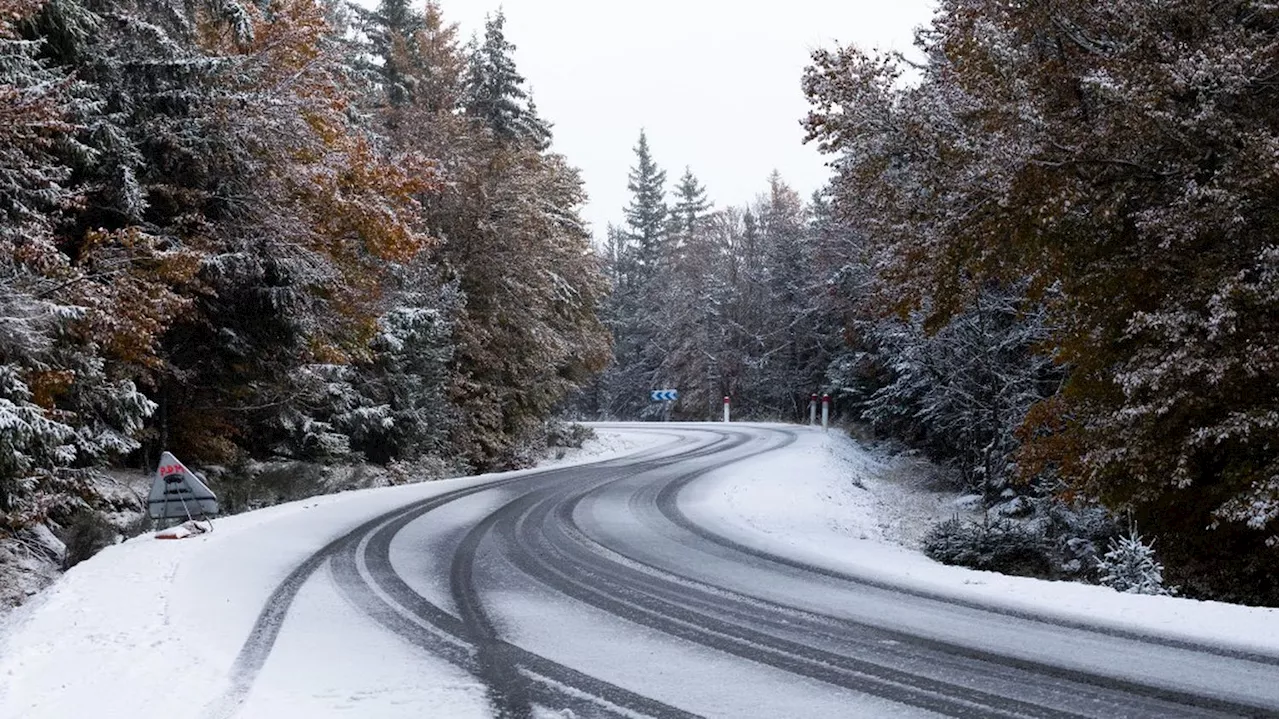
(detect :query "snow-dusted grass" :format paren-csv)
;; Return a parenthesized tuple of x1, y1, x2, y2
(682, 427, 1279, 658)
(0, 428, 670, 719)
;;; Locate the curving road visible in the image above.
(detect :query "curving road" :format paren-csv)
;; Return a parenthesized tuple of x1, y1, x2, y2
(208, 424, 1278, 719)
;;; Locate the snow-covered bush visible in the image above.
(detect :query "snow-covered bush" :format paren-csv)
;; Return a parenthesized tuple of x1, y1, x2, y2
(212, 461, 327, 514)
(1097, 531, 1173, 596)
(926, 492, 1123, 583)
(1022, 497, 1119, 580)
(546, 420, 595, 450)
(923, 516, 1055, 577)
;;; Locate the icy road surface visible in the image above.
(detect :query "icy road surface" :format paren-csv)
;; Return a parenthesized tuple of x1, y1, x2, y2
(1, 424, 1275, 719)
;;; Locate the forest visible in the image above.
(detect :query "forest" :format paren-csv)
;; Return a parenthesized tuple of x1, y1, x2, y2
(0, 0, 1274, 603)
(0, 0, 608, 536)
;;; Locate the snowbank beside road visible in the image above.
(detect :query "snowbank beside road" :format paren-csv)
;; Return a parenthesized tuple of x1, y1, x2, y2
(0, 427, 670, 719)
(681, 427, 1279, 659)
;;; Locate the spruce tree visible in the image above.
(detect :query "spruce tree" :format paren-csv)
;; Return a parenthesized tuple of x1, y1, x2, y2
(462, 10, 550, 146)
(623, 130, 668, 278)
(366, 0, 424, 107)
(760, 172, 813, 417)
(671, 167, 711, 239)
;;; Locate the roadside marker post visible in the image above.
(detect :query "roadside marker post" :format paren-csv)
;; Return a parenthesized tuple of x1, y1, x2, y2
(723, 396, 731, 423)
(821, 394, 830, 430)
(809, 394, 818, 425)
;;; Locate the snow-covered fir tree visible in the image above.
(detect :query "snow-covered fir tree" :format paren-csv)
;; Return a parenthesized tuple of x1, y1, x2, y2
(462, 9, 550, 147)
(1098, 530, 1173, 597)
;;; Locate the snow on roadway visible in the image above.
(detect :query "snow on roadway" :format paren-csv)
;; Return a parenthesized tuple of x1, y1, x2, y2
(0, 429, 668, 719)
(0, 423, 1274, 719)
(679, 426, 1279, 659)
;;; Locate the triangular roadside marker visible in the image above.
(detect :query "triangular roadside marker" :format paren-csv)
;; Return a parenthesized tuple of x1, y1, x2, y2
(147, 451, 219, 522)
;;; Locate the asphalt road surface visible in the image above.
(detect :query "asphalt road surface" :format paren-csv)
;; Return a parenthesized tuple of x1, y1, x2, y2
(211, 424, 1279, 719)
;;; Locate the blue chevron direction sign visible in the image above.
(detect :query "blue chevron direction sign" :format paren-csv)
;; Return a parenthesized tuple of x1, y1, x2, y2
(650, 389, 679, 402)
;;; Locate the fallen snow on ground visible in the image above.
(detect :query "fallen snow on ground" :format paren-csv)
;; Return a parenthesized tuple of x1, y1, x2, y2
(542, 423, 666, 468)
(682, 427, 1279, 659)
(0, 428, 670, 719)
(1, 424, 1273, 719)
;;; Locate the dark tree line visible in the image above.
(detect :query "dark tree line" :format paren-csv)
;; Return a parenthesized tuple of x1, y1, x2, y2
(584, 133, 841, 423)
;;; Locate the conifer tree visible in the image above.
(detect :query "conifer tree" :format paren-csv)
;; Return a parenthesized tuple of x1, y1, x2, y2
(623, 130, 668, 278)
(462, 10, 549, 147)
(671, 167, 711, 240)
(600, 130, 672, 418)
(0, 0, 157, 529)
(760, 172, 814, 416)
(365, 0, 424, 108)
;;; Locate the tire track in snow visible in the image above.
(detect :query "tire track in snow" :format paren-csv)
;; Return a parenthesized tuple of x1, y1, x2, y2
(654, 468, 1279, 667)
(484, 426, 1266, 718)
(200, 427, 724, 719)
(199, 478, 524, 719)
(495, 457, 1099, 718)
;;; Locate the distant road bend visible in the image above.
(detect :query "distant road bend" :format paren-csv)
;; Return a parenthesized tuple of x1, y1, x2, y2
(210, 424, 1278, 719)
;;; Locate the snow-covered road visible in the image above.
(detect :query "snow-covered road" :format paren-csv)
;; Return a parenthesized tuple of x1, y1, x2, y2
(1, 424, 1275, 718)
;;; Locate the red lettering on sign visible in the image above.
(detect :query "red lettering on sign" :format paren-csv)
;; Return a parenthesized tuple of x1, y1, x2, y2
(158, 464, 185, 476)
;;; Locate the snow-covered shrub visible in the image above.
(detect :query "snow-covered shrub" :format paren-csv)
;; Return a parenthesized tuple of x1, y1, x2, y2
(1023, 497, 1119, 580)
(1097, 531, 1173, 596)
(923, 516, 1055, 577)
(545, 420, 595, 450)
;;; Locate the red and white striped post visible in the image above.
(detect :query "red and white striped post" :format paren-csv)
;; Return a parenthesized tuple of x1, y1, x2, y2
(821, 393, 830, 430)
(809, 394, 818, 425)
(723, 395, 731, 423)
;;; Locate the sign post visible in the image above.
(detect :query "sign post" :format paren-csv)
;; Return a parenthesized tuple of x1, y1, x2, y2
(821, 394, 830, 430)
(650, 389, 678, 421)
(723, 396, 731, 422)
(809, 394, 818, 425)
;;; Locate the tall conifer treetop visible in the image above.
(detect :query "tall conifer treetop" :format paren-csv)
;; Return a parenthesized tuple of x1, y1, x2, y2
(369, 0, 424, 107)
(463, 9, 550, 146)
(672, 167, 711, 238)
(623, 129, 668, 274)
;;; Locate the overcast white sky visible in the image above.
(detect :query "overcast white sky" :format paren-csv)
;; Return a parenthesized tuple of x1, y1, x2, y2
(439, 0, 939, 240)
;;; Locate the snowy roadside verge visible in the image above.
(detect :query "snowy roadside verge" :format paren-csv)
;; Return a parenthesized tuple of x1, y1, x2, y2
(0, 427, 670, 719)
(680, 427, 1279, 659)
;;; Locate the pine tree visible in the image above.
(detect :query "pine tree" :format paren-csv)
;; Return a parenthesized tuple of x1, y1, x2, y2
(759, 172, 814, 417)
(462, 10, 549, 147)
(416, 1, 462, 114)
(670, 167, 711, 241)
(362, 0, 424, 108)
(1098, 529, 1172, 596)
(599, 130, 671, 419)
(623, 130, 668, 278)
(650, 168, 718, 419)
